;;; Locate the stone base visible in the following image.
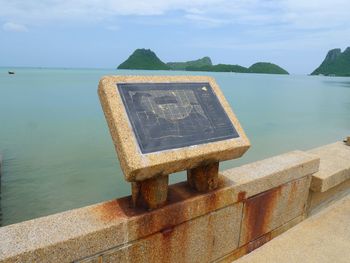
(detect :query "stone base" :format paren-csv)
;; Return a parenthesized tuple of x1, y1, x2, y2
(187, 162, 219, 192)
(131, 175, 169, 210)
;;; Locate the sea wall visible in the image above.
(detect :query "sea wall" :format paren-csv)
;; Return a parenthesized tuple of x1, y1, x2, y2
(0, 140, 349, 263)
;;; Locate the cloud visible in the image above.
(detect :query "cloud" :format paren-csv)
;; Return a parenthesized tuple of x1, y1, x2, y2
(105, 25, 120, 31)
(184, 14, 228, 28)
(2, 22, 28, 32)
(0, 0, 350, 30)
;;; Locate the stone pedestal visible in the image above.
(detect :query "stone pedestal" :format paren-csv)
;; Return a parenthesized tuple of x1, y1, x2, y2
(187, 162, 219, 192)
(131, 175, 169, 210)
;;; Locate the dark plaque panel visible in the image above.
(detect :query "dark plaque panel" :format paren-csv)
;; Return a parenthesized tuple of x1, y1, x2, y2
(117, 82, 239, 154)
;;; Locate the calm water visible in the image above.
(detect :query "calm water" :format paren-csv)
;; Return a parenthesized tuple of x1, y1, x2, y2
(0, 68, 349, 226)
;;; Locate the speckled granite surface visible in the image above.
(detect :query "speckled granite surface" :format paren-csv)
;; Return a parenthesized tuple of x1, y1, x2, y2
(98, 76, 250, 182)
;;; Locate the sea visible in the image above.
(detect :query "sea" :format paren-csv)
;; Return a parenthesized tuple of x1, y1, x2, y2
(0, 67, 349, 226)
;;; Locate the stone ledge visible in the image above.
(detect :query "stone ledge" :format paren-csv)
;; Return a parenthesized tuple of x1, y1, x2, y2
(238, 176, 311, 246)
(235, 192, 350, 263)
(307, 178, 350, 216)
(308, 142, 350, 192)
(221, 150, 319, 199)
(0, 150, 319, 263)
(214, 215, 304, 263)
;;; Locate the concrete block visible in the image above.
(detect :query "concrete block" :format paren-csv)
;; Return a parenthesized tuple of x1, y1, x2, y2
(221, 151, 319, 201)
(101, 204, 243, 263)
(309, 142, 350, 192)
(0, 150, 319, 263)
(308, 178, 350, 216)
(239, 176, 310, 246)
(235, 194, 350, 263)
(213, 215, 303, 263)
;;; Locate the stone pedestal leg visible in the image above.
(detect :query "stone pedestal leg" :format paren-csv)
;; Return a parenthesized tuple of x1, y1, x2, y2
(131, 175, 169, 210)
(346, 137, 350, 146)
(187, 162, 219, 192)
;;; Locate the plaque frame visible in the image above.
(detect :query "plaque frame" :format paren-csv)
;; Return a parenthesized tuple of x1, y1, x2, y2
(98, 76, 250, 182)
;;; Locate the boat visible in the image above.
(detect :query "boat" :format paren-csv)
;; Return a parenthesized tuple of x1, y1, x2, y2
(8, 71, 15, 75)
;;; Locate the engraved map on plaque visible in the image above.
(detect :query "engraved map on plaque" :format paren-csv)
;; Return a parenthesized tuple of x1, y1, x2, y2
(117, 82, 239, 154)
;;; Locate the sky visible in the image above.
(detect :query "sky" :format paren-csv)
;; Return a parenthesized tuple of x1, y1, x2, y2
(1, 0, 350, 74)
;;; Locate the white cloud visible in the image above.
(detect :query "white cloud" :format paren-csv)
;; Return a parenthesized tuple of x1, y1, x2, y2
(105, 25, 120, 31)
(0, 0, 350, 34)
(2, 22, 28, 32)
(0, 0, 350, 31)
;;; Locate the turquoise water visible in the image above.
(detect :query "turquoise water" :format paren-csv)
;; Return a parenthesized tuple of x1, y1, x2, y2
(0, 68, 349, 226)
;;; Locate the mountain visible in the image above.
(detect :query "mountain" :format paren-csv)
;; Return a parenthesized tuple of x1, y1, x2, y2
(167, 57, 212, 70)
(117, 49, 170, 70)
(117, 49, 289, 74)
(311, 47, 350, 76)
(186, 64, 249, 73)
(186, 62, 289, 74)
(249, 62, 289, 75)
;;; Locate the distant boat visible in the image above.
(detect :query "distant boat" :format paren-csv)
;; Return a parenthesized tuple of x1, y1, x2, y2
(8, 71, 15, 75)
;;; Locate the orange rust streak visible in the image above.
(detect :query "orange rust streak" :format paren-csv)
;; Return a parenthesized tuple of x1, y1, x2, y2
(287, 179, 299, 206)
(244, 186, 282, 243)
(237, 191, 247, 202)
(93, 199, 129, 222)
(246, 232, 272, 253)
(92, 177, 233, 262)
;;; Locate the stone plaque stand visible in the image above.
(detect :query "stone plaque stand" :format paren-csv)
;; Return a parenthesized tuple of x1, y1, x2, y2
(98, 76, 250, 211)
(131, 162, 219, 209)
(187, 162, 219, 192)
(131, 175, 169, 210)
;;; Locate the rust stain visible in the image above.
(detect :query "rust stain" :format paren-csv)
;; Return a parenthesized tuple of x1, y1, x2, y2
(243, 185, 282, 243)
(237, 191, 247, 202)
(158, 195, 189, 263)
(287, 179, 299, 206)
(93, 198, 130, 222)
(161, 226, 174, 237)
(93, 177, 229, 262)
(290, 180, 299, 194)
(246, 232, 272, 253)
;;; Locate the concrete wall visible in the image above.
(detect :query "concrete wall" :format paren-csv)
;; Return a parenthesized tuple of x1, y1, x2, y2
(0, 150, 320, 263)
(2, 139, 350, 262)
(307, 142, 350, 216)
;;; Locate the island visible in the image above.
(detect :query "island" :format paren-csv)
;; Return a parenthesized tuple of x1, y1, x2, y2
(249, 62, 289, 75)
(117, 49, 170, 70)
(167, 57, 212, 70)
(117, 48, 289, 75)
(186, 64, 249, 73)
(311, 47, 350, 77)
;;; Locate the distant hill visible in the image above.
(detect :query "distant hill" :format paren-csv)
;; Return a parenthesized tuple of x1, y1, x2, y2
(118, 49, 289, 74)
(117, 49, 170, 70)
(249, 62, 289, 75)
(186, 62, 289, 74)
(167, 57, 212, 70)
(186, 64, 249, 73)
(311, 47, 350, 76)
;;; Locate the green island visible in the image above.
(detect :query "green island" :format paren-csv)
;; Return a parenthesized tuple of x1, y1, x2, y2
(118, 48, 289, 75)
(167, 57, 212, 70)
(311, 47, 350, 77)
(117, 49, 170, 70)
(249, 62, 289, 75)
